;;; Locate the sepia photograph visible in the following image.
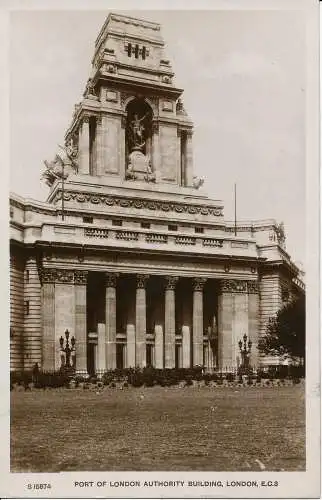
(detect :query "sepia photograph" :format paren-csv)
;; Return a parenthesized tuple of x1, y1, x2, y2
(3, 1, 320, 498)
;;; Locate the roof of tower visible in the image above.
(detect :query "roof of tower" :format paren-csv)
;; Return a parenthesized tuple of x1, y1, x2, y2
(95, 13, 163, 49)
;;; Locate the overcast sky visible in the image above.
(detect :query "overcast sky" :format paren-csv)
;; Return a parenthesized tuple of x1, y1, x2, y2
(10, 9, 306, 265)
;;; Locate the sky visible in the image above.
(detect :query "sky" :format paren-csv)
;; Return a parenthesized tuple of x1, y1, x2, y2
(9, 9, 306, 265)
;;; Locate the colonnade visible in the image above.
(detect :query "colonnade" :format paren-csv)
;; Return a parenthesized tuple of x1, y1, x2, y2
(41, 269, 259, 375)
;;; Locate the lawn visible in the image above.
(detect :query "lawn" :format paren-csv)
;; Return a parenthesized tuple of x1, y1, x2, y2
(10, 385, 305, 472)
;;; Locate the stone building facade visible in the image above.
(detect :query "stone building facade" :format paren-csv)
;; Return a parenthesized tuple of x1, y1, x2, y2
(10, 13, 305, 374)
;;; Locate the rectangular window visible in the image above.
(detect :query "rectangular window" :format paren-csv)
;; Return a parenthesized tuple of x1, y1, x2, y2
(83, 216, 93, 224)
(195, 227, 204, 234)
(168, 224, 178, 232)
(142, 46, 146, 60)
(25, 270, 30, 283)
(24, 301, 30, 316)
(141, 222, 150, 229)
(112, 219, 122, 227)
(146, 344, 153, 367)
(116, 344, 124, 370)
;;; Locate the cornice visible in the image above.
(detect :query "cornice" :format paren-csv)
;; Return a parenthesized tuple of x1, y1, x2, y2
(220, 279, 259, 294)
(53, 190, 224, 217)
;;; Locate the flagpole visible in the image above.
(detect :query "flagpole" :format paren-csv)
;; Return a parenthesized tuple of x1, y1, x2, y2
(61, 161, 65, 221)
(234, 182, 237, 236)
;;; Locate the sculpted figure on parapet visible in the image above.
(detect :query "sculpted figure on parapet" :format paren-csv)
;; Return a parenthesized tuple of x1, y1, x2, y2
(41, 138, 78, 187)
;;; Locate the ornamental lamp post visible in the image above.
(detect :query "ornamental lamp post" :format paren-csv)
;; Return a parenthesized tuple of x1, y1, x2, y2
(238, 333, 252, 373)
(59, 329, 76, 371)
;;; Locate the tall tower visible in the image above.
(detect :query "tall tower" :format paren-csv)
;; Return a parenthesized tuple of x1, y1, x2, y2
(64, 13, 195, 188)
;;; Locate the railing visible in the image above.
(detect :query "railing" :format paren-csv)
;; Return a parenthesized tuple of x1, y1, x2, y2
(115, 230, 139, 241)
(84, 228, 109, 238)
(145, 233, 168, 244)
(175, 236, 196, 245)
(203, 238, 223, 248)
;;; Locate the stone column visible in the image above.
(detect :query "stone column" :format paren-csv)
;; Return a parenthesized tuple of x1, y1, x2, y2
(154, 324, 163, 369)
(24, 257, 42, 369)
(120, 116, 126, 180)
(248, 281, 260, 369)
(185, 130, 193, 187)
(135, 275, 149, 368)
(95, 116, 103, 176)
(41, 269, 56, 372)
(78, 115, 90, 174)
(97, 323, 106, 376)
(182, 326, 190, 368)
(218, 279, 250, 371)
(74, 271, 88, 375)
(152, 122, 160, 182)
(105, 273, 117, 370)
(193, 278, 206, 367)
(164, 276, 178, 368)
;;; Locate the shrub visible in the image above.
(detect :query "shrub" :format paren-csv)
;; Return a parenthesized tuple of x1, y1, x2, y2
(101, 371, 114, 386)
(33, 371, 70, 389)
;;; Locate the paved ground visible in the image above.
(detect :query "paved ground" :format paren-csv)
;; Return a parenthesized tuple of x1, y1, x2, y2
(10, 385, 305, 472)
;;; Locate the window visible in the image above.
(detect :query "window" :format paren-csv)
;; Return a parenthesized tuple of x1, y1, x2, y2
(141, 222, 150, 229)
(146, 344, 153, 367)
(135, 44, 139, 59)
(25, 270, 30, 283)
(24, 301, 30, 316)
(10, 207, 14, 218)
(112, 219, 122, 227)
(116, 344, 124, 369)
(195, 227, 204, 234)
(142, 46, 146, 60)
(83, 216, 93, 224)
(168, 224, 178, 232)
(127, 43, 132, 57)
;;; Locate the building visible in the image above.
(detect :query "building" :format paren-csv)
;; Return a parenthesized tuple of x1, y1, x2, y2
(9, 13, 305, 375)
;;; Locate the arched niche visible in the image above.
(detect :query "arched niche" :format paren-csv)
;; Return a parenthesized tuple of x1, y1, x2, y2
(125, 98, 153, 159)
(124, 98, 155, 182)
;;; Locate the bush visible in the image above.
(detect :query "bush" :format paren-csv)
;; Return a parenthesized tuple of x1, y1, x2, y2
(33, 371, 70, 389)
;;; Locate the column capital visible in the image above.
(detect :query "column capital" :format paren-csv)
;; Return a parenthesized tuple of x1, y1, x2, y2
(136, 274, 149, 289)
(165, 276, 179, 290)
(121, 115, 127, 129)
(192, 277, 207, 291)
(82, 114, 90, 124)
(105, 272, 118, 288)
(74, 270, 88, 285)
(40, 268, 56, 284)
(152, 121, 159, 135)
(220, 279, 259, 294)
(247, 280, 259, 294)
(96, 115, 102, 126)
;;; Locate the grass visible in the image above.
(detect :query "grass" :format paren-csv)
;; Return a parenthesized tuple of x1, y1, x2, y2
(10, 384, 305, 472)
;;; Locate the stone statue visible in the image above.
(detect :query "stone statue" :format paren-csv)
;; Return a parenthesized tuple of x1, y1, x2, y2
(275, 222, 286, 248)
(41, 139, 78, 187)
(130, 113, 149, 149)
(192, 175, 204, 189)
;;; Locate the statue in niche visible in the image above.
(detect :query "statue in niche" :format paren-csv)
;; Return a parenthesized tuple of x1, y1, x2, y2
(125, 100, 155, 182)
(129, 112, 149, 150)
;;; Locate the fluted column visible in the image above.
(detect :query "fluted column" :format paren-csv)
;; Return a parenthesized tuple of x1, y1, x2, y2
(185, 130, 193, 187)
(164, 276, 178, 368)
(152, 122, 160, 182)
(95, 116, 103, 176)
(136, 274, 148, 368)
(105, 273, 117, 370)
(193, 277, 206, 367)
(74, 271, 88, 375)
(79, 115, 90, 174)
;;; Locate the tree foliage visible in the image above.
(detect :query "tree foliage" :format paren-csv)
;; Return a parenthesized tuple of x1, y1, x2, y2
(259, 295, 305, 363)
